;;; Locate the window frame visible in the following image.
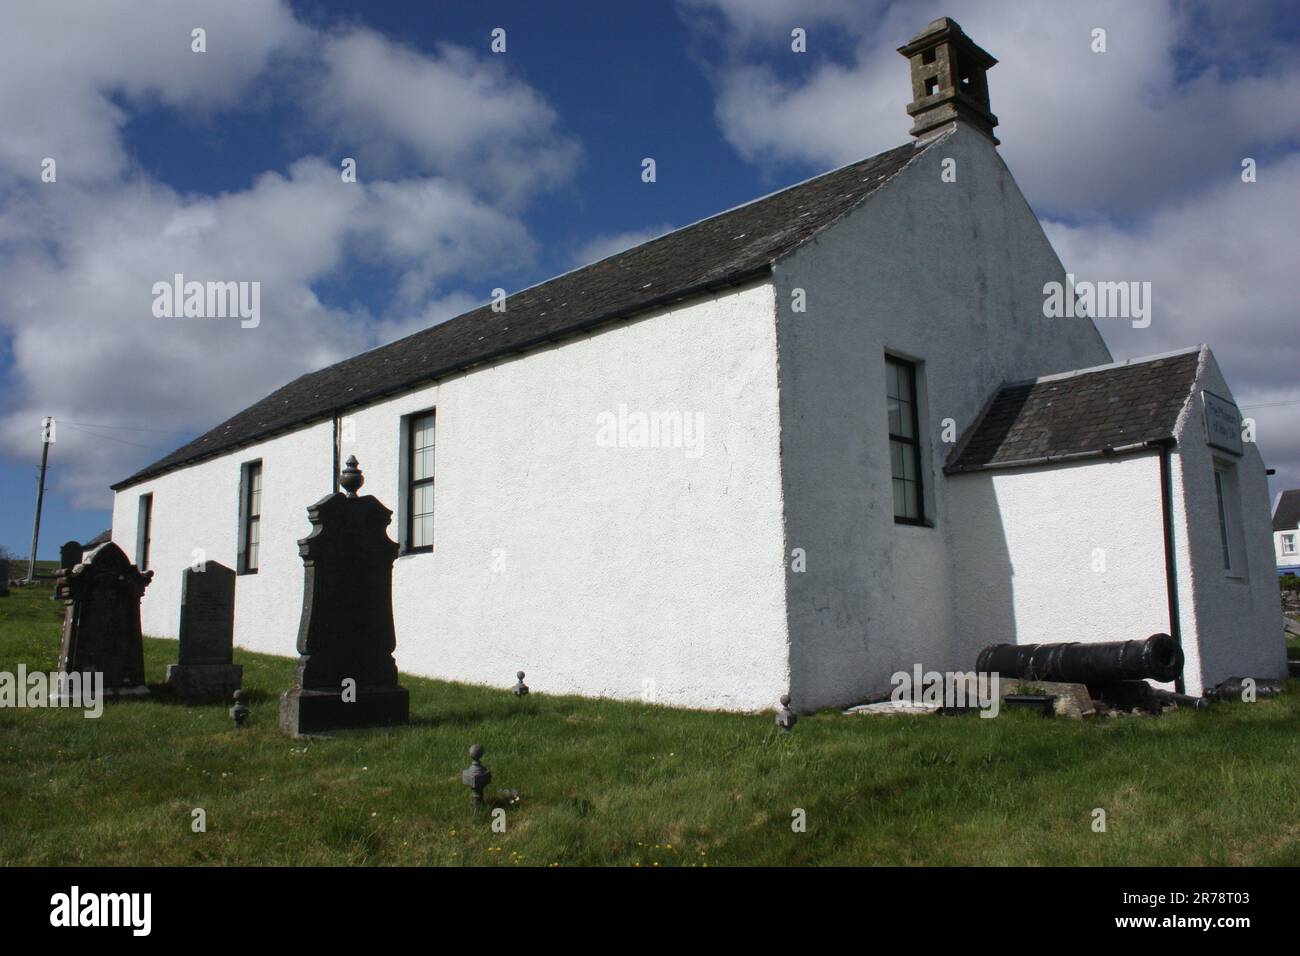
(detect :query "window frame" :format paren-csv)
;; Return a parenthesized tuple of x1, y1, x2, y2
(1213, 468, 1232, 571)
(1283, 533, 1297, 557)
(136, 493, 153, 571)
(886, 355, 927, 525)
(405, 410, 436, 554)
(237, 460, 263, 575)
(1213, 461, 1249, 579)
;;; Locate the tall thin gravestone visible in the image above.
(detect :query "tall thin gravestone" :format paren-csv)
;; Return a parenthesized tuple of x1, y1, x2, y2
(0, 558, 9, 597)
(280, 457, 409, 736)
(52, 540, 84, 601)
(57, 541, 151, 696)
(166, 562, 242, 702)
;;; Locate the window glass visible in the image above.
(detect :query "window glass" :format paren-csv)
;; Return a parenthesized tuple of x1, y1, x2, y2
(886, 357, 924, 522)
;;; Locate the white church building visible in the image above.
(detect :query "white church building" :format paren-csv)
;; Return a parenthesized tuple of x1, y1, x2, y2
(110, 19, 1286, 711)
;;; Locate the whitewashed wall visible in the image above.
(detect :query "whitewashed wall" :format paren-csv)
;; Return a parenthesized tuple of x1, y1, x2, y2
(772, 123, 1113, 710)
(947, 454, 1173, 674)
(1169, 348, 1286, 692)
(113, 281, 791, 711)
(940, 349, 1287, 698)
(110, 421, 335, 661)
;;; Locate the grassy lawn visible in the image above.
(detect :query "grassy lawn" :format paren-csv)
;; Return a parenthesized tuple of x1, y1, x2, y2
(2, 584, 1298, 867)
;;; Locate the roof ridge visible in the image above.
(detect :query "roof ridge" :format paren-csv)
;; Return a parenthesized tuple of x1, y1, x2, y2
(1005, 345, 1206, 389)
(567, 141, 929, 276)
(771, 131, 945, 264)
(362, 139, 932, 360)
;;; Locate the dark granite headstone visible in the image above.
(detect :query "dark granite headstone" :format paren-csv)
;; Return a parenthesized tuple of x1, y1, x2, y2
(166, 562, 242, 702)
(60, 540, 84, 572)
(280, 457, 409, 736)
(52, 541, 85, 601)
(57, 542, 151, 696)
(0, 558, 9, 597)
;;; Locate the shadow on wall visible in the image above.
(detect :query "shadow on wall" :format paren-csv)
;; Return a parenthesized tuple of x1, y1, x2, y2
(942, 377, 1026, 674)
(946, 471, 1018, 674)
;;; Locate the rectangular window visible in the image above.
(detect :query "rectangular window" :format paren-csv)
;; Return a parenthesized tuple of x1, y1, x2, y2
(407, 411, 436, 552)
(886, 356, 925, 523)
(1283, 533, 1297, 556)
(1213, 468, 1231, 571)
(1213, 462, 1249, 578)
(136, 494, 152, 571)
(238, 460, 262, 574)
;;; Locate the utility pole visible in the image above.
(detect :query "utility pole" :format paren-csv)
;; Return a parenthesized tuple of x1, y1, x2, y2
(27, 416, 52, 583)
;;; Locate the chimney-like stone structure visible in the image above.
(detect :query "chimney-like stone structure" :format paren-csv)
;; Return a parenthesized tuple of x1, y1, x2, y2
(898, 17, 998, 144)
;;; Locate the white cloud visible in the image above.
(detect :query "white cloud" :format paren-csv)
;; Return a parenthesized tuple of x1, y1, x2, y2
(679, 0, 886, 44)
(1043, 154, 1300, 495)
(310, 31, 581, 203)
(0, 159, 543, 506)
(0, 0, 307, 183)
(687, 0, 1300, 216)
(354, 175, 537, 306)
(0, 1, 577, 511)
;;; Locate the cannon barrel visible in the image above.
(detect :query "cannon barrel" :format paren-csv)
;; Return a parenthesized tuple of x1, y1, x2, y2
(976, 634, 1184, 685)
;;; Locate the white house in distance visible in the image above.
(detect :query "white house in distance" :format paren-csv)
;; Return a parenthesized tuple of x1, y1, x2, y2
(109, 18, 1285, 711)
(1272, 490, 1300, 575)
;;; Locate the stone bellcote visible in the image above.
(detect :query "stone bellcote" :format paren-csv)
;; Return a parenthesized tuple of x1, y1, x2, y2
(898, 17, 999, 144)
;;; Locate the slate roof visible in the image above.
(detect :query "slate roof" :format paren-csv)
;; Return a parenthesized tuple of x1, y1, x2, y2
(114, 140, 929, 490)
(1273, 490, 1300, 533)
(946, 350, 1203, 473)
(82, 529, 112, 550)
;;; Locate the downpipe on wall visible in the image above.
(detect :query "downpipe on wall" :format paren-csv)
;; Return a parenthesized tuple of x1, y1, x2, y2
(1154, 438, 1187, 695)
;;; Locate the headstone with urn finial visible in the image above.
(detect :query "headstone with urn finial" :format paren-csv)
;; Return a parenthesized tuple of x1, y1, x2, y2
(56, 541, 152, 697)
(279, 456, 410, 736)
(166, 561, 242, 702)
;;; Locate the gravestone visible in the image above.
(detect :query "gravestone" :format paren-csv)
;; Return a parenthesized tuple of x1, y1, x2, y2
(52, 541, 84, 601)
(280, 457, 409, 736)
(0, 558, 9, 597)
(57, 542, 151, 696)
(166, 562, 242, 702)
(60, 540, 84, 571)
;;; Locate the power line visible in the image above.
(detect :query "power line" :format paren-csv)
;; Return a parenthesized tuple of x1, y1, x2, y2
(56, 419, 195, 436)
(59, 422, 177, 454)
(1239, 399, 1300, 410)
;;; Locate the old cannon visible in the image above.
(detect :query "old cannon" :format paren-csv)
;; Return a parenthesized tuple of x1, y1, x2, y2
(976, 634, 1184, 686)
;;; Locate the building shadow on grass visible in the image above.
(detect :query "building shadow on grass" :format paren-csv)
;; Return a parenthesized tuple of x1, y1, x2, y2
(408, 703, 542, 729)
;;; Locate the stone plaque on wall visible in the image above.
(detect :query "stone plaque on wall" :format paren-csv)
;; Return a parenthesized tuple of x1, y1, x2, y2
(1202, 389, 1243, 456)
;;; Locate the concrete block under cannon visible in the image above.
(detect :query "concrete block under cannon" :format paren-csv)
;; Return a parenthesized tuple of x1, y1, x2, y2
(976, 634, 1185, 687)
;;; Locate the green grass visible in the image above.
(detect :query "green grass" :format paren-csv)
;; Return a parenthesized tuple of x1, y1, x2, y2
(2, 584, 1298, 867)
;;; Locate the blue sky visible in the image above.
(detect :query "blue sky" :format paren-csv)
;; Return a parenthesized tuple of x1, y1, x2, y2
(2, 0, 1299, 558)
